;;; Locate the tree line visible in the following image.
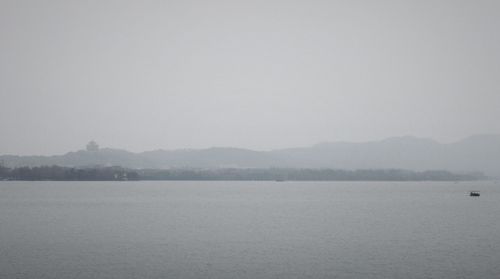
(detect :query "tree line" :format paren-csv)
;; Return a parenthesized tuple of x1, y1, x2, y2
(0, 165, 139, 181)
(0, 165, 485, 181)
(138, 168, 485, 181)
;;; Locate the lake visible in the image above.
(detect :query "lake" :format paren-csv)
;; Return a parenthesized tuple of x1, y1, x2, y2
(1, 181, 499, 279)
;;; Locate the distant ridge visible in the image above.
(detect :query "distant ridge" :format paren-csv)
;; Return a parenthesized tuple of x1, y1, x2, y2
(1, 134, 499, 177)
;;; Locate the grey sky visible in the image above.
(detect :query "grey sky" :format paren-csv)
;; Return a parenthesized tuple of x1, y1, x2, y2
(1, 0, 499, 155)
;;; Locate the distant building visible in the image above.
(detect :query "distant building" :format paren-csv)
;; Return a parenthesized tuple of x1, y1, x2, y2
(86, 141, 99, 152)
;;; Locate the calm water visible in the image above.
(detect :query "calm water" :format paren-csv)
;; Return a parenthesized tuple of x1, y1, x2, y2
(1, 181, 499, 279)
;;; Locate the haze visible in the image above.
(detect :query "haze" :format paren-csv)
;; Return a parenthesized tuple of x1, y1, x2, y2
(1, 0, 499, 155)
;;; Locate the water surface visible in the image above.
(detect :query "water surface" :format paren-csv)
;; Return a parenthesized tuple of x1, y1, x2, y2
(1, 181, 499, 279)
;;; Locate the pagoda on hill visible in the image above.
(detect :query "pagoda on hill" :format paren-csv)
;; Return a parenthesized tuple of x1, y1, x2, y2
(86, 140, 99, 152)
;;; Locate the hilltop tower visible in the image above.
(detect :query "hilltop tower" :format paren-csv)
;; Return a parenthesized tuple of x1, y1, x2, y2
(86, 140, 99, 152)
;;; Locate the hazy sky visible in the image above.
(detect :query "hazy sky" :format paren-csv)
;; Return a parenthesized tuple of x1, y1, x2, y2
(1, 0, 499, 155)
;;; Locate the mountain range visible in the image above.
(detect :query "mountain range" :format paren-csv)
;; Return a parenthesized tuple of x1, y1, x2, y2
(1, 134, 499, 177)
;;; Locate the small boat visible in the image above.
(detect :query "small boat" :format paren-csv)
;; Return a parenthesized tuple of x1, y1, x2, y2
(469, 191, 480, 197)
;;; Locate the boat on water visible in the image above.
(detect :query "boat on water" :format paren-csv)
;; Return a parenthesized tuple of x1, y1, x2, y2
(469, 191, 480, 197)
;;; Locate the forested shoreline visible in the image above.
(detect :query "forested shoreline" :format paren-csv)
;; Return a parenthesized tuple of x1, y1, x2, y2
(0, 165, 485, 181)
(0, 165, 140, 181)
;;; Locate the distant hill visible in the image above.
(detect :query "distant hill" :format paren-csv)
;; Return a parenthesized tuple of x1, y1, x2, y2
(1, 134, 499, 177)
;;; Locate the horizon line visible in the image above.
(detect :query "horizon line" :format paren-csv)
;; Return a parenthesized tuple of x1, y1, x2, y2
(2, 133, 499, 157)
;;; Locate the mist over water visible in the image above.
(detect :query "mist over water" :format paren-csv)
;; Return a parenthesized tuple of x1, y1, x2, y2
(1, 181, 500, 279)
(1, 1, 499, 278)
